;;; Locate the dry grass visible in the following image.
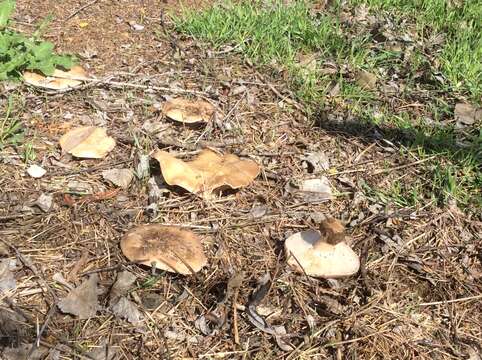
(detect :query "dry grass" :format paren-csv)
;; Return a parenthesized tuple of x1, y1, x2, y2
(0, 1, 481, 359)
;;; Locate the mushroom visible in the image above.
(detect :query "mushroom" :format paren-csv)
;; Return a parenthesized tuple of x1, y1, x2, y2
(284, 217, 359, 278)
(120, 224, 207, 275)
(23, 65, 91, 90)
(162, 98, 215, 124)
(152, 149, 260, 198)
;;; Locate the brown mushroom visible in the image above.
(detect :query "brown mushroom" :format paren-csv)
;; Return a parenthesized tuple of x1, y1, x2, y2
(120, 224, 207, 275)
(162, 98, 215, 124)
(23, 65, 91, 90)
(285, 218, 359, 278)
(153, 149, 260, 198)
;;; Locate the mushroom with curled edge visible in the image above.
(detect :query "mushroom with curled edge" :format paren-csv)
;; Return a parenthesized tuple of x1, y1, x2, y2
(153, 149, 260, 198)
(23, 65, 91, 90)
(284, 217, 360, 278)
(120, 224, 207, 275)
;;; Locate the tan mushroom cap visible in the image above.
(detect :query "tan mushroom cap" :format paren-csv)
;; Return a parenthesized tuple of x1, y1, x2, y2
(23, 65, 91, 90)
(153, 149, 260, 197)
(120, 224, 207, 275)
(162, 98, 215, 123)
(285, 227, 360, 278)
(59, 126, 116, 159)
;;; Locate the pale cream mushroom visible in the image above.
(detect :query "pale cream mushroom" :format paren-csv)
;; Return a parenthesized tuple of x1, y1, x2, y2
(285, 218, 359, 278)
(120, 224, 207, 275)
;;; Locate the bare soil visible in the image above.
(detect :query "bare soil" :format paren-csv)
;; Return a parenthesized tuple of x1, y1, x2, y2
(1, 1, 481, 359)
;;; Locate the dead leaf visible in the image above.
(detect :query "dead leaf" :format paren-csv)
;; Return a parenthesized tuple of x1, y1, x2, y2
(302, 151, 330, 173)
(153, 149, 260, 198)
(0, 259, 16, 292)
(59, 127, 116, 159)
(34, 193, 53, 212)
(110, 296, 143, 324)
(58, 274, 100, 319)
(246, 274, 293, 351)
(101, 168, 134, 189)
(1, 343, 49, 360)
(23, 65, 91, 90)
(86, 341, 118, 360)
(162, 98, 215, 123)
(286, 177, 332, 203)
(109, 271, 136, 303)
(454, 103, 481, 126)
(356, 70, 377, 89)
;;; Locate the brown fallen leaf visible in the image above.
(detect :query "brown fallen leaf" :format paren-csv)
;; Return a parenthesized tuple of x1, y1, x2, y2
(120, 224, 207, 275)
(153, 149, 260, 197)
(59, 126, 116, 159)
(58, 274, 100, 319)
(23, 65, 91, 90)
(0, 259, 16, 293)
(454, 102, 481, 126)
(356, 69, 377, 89)
(162, 98, 215, 123)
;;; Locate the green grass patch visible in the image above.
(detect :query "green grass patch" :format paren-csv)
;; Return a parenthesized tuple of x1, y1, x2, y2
(175, 1, 482, 209)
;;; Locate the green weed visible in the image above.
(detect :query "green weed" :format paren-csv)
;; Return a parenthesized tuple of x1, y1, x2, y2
(0, 95, 23, 148)
(0, 0, 75, 80)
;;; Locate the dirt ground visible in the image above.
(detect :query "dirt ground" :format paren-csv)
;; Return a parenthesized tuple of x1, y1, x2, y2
(1, 1, 481, 359)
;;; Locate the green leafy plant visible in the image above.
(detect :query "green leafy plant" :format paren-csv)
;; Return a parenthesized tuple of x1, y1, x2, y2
(0, 0, 75, 80)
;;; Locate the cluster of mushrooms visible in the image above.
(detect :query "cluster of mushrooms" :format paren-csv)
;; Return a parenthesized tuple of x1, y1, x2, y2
(23, 65, 360, 280)
(121, 217, 360, 279)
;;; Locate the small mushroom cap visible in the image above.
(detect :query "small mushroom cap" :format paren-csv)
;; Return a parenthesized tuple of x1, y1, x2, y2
(285, 230, 360, 278)
(153, 149, 260, 197)
(120, 224, 207, 275)
(162, 98, 215, 123)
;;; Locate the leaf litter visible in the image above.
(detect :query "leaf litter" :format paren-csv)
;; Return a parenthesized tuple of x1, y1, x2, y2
(162, 98, 215, 124)
(57, 274, 100, 319)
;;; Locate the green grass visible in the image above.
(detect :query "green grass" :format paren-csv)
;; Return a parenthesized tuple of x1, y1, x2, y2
(174, 1, 350, 103)
(174, 1, 482, 209)
(349, 0, 482, 100)
(0, 95, 23, 148)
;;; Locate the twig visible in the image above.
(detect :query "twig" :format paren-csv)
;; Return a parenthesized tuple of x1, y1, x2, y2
(64, 0, 100, 21)
(255, 71, 305, 113)
(158, 137, 243, 151)
(418, 294, 482, 306)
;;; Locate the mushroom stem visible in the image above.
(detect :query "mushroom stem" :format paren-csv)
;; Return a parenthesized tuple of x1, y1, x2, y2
(318, 217, 346, 245)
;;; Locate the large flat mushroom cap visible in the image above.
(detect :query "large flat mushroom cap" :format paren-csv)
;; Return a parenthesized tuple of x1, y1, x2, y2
(285, 230, 360, 278)
(152, 149, 260, 197)
(120, 224, 207, 275)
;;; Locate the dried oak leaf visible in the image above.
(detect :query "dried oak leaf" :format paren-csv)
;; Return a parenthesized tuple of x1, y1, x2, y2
(120, 224, 207, 275)
(162, 98, 215, 123)
(0, 258, 16, 293)
(153, 149, 260, 197)
(23, 65, 91, 90)
(58, 274, 100, 319)
(59, 126, 116, 159)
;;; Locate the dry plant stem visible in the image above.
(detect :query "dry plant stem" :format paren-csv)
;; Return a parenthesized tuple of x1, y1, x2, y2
(43, 76, 209, 96)
(233, 288, 240, 345)
(64, 0, 100, 21)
